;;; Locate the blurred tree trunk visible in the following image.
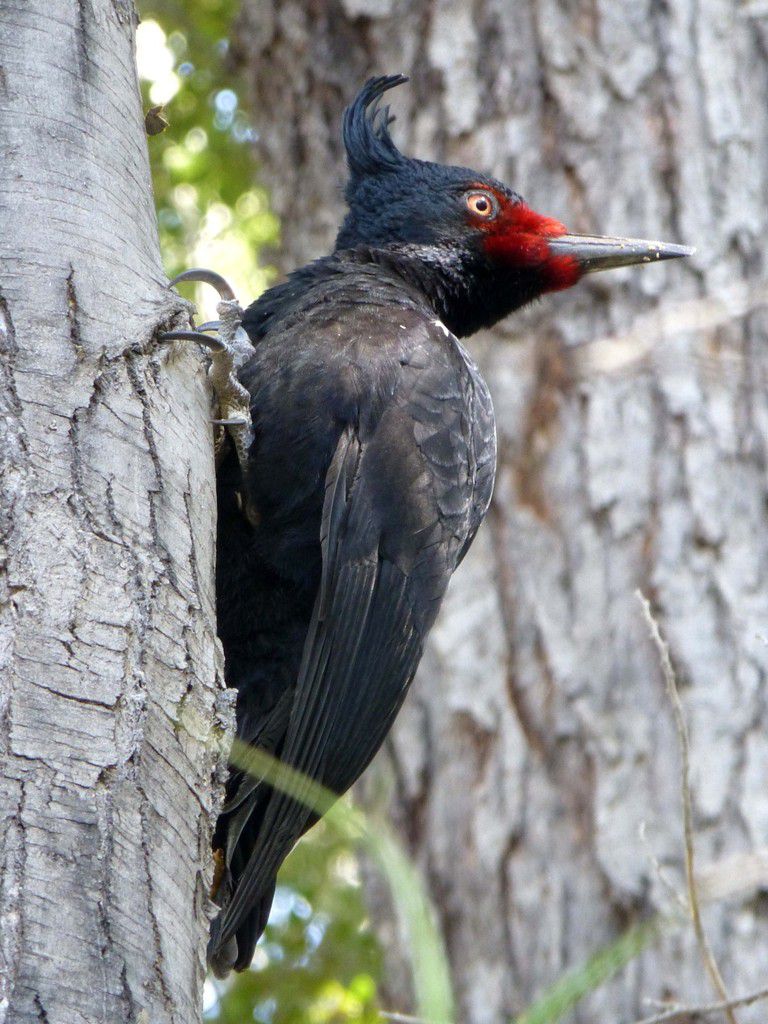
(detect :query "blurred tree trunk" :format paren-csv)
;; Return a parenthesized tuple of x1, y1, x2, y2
(234, 2, 768, 1021)
(0, 3, 228, 1022)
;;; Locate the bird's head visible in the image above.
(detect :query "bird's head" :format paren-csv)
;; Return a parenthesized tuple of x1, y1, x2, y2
(335, 76, 692, 337)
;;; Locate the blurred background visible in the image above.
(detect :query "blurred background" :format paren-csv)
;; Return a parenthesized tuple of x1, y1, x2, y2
(137, 2, 768, 1022)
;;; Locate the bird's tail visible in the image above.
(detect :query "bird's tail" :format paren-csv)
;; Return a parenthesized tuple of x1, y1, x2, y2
(207, 876, 276, 978)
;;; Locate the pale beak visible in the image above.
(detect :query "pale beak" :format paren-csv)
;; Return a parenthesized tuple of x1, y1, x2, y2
(546, 234, 694, 273)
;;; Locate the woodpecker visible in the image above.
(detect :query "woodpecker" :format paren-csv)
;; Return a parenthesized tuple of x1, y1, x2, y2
(166, 75, 691, 976)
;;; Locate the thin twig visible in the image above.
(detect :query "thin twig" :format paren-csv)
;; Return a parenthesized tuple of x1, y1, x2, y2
(628, 985, 768, 1024)
(636, 592, 736, 1024)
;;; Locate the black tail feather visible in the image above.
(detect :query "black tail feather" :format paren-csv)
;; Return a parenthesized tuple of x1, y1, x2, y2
(208, 877, 277, 977)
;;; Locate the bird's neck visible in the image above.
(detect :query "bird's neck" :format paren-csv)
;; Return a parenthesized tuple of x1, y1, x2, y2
(363, 244, 479, 337)
(363, 243, 543, 338)
(244, 243, 537, 345)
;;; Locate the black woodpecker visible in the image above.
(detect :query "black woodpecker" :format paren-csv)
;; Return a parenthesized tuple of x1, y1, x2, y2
(165, 75, 692, 977)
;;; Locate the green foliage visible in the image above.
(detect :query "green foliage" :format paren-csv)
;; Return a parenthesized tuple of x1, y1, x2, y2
(138, 0, 278, 316)
(208, 823, 382, 1024)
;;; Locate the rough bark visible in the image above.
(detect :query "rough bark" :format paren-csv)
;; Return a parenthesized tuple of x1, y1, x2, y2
(234, 3, 768, 1022)
(0, 3, 228, 1022)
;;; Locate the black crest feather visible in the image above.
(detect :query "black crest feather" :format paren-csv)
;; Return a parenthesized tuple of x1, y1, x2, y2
(342, 75, 409, 178)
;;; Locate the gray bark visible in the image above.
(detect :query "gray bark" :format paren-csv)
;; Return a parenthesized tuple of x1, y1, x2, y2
(0, 3, 228, 1022)
(236, 2, 768, 1022)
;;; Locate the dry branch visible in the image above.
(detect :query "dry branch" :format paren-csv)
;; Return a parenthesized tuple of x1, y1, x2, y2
(636, 592, 736, 1024)
(629, 986, 768, 1024)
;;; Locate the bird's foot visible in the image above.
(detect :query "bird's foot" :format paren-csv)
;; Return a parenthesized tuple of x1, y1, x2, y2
(161, 269, 255, 468)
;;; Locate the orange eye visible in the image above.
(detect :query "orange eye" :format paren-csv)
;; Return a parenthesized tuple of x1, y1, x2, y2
(465, 191, 497, 218)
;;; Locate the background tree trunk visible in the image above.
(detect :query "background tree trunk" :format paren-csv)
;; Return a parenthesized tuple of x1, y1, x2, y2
(235, 2, 768, 1021)
(0, 3, 228, 1022)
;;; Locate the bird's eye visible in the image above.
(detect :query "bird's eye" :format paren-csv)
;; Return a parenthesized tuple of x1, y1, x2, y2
(465, 191, 497, 219)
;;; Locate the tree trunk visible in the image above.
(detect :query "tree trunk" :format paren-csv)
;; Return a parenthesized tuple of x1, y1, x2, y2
(236, 2, 768, 1021)
(0, 3, 228, 1022)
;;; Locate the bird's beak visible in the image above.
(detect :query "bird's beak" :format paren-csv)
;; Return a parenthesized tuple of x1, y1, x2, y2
(546, 234, 694, 273)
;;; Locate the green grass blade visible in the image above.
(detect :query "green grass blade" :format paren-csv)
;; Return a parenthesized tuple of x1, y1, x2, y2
(513, 917, 660, 1024)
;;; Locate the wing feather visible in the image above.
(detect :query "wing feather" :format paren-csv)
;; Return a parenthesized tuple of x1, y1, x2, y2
(213, 427, 429, 951)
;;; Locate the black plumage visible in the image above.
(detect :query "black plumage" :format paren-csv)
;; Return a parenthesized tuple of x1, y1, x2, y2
(205, 76, 691, 975)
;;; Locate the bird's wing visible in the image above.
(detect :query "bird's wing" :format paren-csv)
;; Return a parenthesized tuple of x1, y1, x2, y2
(214, 398, 457, 951)
(212, 314, 496, 963)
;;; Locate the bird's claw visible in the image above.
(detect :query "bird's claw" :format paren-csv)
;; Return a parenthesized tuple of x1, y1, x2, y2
(164, 269, 256, 470)
(160, 329, 227, 353)
(168, 268, 237, 302)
